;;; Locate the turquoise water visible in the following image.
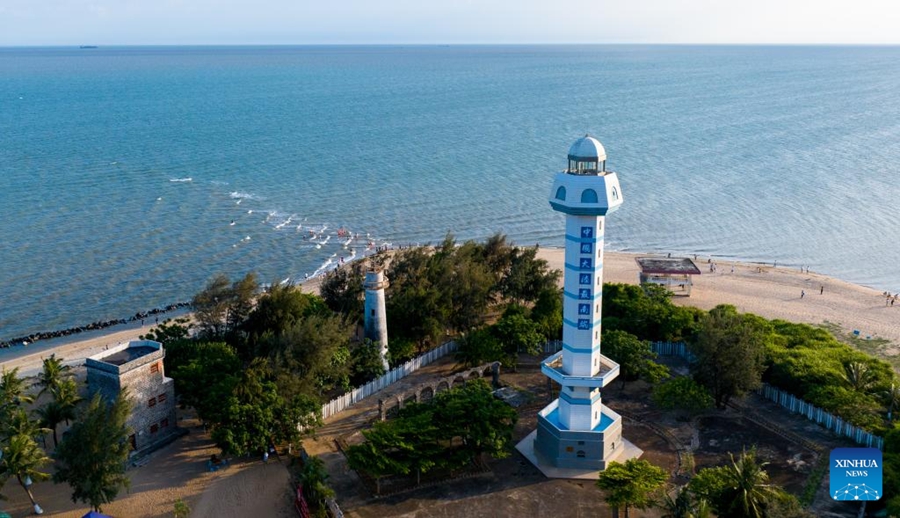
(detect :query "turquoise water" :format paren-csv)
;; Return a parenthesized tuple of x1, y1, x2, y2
(2, 45, 900, 341)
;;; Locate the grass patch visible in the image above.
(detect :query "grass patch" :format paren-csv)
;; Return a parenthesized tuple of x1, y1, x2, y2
(818, 321, 899, 369)
(800, 452, 830, 507)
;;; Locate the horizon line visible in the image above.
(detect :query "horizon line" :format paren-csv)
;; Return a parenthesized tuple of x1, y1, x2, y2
(4, 42, 900, 49)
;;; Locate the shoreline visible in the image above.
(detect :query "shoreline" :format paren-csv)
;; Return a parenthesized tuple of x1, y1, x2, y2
(3, 249, 898, 378)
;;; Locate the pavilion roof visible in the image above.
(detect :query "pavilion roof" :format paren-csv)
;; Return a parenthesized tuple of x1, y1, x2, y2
(635, 257, 702, 275)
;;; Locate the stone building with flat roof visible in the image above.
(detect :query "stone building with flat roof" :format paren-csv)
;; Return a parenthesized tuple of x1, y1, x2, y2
(85, 340, 177, 454)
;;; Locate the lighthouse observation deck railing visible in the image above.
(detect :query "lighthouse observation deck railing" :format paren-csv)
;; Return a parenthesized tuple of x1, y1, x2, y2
(648, 341, 884, 450)
(541, 350, 619, 388)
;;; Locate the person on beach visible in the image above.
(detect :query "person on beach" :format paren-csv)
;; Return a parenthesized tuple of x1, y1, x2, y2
(820, 285, 824, 295)
(801, 290, 805, 299)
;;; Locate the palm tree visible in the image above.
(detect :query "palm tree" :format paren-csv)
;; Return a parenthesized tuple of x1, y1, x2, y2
(52, 378, 81, 426)
(722, 448, 779, 518)
(36, 401, 67, 448)
(2, 408, 49, 442)
(843, 362, 876, 393)
(0, 368, 32, 413)
(661, 487, 712, 518)
(0, 433, 51, 514)
(37, 354, 72, 398)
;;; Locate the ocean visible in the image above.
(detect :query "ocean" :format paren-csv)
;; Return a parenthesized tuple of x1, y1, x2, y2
(2, 45, 899, 343)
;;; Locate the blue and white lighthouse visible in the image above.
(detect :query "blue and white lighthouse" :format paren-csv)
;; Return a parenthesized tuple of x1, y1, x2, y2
(520, 135, 641, 475)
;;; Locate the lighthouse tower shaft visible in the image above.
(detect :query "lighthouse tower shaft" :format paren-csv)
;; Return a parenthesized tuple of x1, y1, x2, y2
(529, 135, 640, 472)
(364, 270, 390, 371)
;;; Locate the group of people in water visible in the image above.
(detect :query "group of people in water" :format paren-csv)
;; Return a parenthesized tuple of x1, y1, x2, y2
(0, 301, 191, 349)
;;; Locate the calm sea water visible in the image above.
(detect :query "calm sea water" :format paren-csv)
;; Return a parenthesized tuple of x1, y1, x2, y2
(2, 45, 899, 342)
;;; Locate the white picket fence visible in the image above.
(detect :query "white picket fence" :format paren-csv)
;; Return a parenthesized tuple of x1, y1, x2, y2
(757, 383, 884, 450)
(320, 341, 458, 420)
(649, 341, 884, 450)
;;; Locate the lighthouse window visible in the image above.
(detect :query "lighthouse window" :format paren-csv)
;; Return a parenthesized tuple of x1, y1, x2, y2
(555, 186, 566, 200)
(581, 189, 598, 203)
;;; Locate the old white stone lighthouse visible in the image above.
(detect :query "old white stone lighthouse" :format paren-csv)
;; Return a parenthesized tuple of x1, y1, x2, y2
(519, 135, 641, 477)
(363, 268, 390, 371)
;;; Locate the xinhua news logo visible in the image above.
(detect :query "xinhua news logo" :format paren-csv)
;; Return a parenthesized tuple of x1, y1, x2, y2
(830, 448, 882, 501)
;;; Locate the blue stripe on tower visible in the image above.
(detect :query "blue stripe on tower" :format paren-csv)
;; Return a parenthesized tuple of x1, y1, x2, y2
(562, 342, 602, 353)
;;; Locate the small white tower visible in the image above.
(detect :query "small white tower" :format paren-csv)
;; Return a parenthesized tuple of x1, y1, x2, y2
(363, 269, 390, 371)
(520, 135, 641, 476)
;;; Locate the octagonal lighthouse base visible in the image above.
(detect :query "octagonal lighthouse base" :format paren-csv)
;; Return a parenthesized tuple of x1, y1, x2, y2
(515, 400, 642, 479)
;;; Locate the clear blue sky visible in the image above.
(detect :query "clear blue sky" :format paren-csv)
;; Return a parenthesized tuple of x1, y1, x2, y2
(2, 0, 899, 46)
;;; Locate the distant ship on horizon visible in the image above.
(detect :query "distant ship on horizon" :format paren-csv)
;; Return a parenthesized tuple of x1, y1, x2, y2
(79, 45, 98, 49)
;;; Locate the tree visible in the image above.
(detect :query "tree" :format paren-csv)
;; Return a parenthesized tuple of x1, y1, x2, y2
(320, 260, 367, 322)
(722, 448, 779, 518)
(499, 246, 560, 305)
(298, 456, 335, 511)
(596, 458, 668, 518)
(0, 368, 32, 416)
(243, 284, 329, 358)
(687, 448, 781, 518)
(192, 273, 232, 337)
(660, 487, 711, 518)
(431, 380, 518, 462)
(35, 400, 66, 448)
(171, 342, 242, 421)
(0, 433, 51, 514)
(346, 380, 516, 493)
(843, 361, 877, 393)
(530, 287, 563, 340)
(53, 378, 81, 426)
(350, 339, 387, 387)
(346, 422, 411, 494)
(269, 313, 352, 397)
(689, 305, 770, 408)
(54, 391, 133, 512)
(210, 360, 320, 456)
(36, 354, 72, 398)
(652, 377, 714, 418)
(456, 328, 504, 367)
(491, 309, 544, 369)
(602, 330, 669, 387)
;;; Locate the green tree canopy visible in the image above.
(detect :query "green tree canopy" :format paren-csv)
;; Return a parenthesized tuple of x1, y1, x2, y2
(350, 339, 387, 387)
(689, 305, 770, 408)
(687, 448, 785, 518)
(652, 377, 714, 417)
(53, 390, 132, 512)
(36, 354, 73, 398)
(602, 330, 669, 387)
(596, 458, 668, 518)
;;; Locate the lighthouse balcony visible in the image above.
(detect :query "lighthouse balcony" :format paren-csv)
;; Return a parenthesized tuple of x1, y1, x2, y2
(541, 351, 619, 388)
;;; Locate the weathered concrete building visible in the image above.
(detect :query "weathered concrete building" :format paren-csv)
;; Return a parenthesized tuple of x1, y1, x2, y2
(85, 340, 177, 454)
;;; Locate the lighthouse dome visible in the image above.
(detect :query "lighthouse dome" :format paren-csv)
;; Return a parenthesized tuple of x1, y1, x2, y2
(568, 135, 606, 162)
(566, 135, 607, 175)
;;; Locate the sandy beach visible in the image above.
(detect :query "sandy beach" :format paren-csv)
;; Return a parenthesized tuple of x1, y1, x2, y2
(538, 249, 900, 348)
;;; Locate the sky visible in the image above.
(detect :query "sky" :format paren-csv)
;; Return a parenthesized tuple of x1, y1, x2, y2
(1, 0, 899, 46)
